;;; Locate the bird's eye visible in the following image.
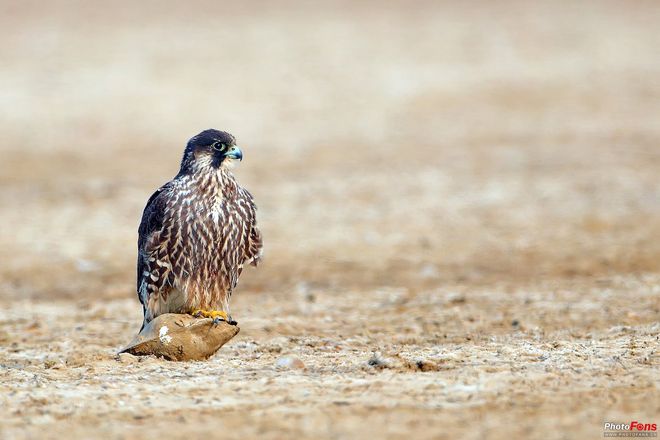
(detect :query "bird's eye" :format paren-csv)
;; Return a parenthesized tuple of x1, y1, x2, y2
(212, 142, 225, 151)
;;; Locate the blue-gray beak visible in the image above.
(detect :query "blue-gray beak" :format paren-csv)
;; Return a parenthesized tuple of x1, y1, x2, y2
(225, 146, 243, 161)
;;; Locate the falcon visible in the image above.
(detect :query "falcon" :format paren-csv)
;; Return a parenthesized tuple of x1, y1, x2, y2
(137, 129, 262, 330)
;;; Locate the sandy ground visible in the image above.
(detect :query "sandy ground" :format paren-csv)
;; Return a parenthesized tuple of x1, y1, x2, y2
(1, 1, 659, 439)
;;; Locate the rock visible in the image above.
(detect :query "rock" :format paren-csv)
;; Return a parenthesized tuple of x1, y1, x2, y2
(275, 355, 305, 370)
(43, 359, 59, 369)
(367, 352, 391, 369)
(405, 358, 441, 372)
(115, 353, 139, 364)
(120, 313, 239, 361)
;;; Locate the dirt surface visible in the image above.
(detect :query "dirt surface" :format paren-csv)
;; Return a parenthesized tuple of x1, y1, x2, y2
(1, 1, 659, 439)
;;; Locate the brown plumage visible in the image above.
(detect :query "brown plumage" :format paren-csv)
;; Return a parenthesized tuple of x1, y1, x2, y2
(137, 129, 262, 329)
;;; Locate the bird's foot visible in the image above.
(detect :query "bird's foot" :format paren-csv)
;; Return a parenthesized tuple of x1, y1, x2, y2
(192, 309, 227, 321)
(191, 309, 237, 326)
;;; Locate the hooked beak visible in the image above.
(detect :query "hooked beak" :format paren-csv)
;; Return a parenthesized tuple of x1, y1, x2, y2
(225, 145, 243, 161)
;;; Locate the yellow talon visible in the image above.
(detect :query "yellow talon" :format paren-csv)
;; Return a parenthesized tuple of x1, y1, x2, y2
(192, 309, 228, 321)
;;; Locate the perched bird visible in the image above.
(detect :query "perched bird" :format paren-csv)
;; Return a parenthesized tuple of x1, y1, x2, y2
(137, 129, 262, 330)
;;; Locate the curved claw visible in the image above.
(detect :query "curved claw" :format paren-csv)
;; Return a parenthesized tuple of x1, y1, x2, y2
(212, 316, 238, 326)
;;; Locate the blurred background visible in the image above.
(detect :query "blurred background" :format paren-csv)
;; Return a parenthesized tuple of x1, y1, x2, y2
(1, 0, 658, 302)
(1, 1, 659, 438)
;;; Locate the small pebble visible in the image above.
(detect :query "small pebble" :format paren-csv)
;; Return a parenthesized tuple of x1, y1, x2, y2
(43, 359, 58, 369)
(115, 353, 138, 364)
(275, 355, 305, 370)
(367, 352, 390, 369)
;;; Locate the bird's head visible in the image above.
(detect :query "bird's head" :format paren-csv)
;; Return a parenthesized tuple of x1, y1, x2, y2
(179, 129, 243, 174)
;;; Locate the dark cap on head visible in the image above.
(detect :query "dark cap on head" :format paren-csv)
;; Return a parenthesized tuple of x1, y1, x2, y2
(187, 129, 236, 149)
(179, 129, 240, 174)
